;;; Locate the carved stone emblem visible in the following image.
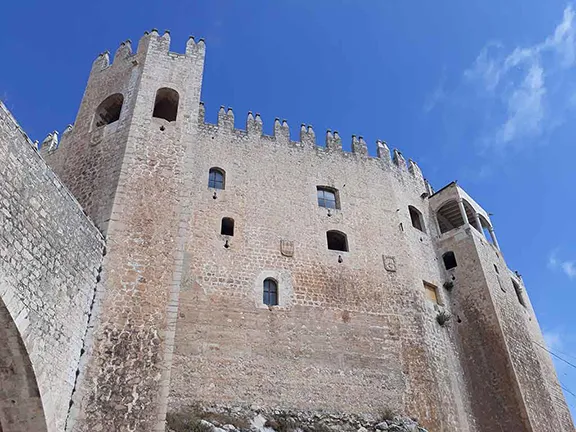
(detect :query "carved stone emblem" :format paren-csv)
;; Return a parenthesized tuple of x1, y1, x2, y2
(383, 255, 396, 272)
(280, 240, 294, 257)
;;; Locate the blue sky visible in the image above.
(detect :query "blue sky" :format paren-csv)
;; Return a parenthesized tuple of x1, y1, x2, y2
(2, 0, 576, 417)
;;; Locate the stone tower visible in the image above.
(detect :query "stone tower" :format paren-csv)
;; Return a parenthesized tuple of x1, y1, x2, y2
(40, 31, 574, 432)
(43, 30, 206, 431)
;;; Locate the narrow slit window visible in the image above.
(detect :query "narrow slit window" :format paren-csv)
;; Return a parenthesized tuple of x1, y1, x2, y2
(263, 278, 278, 306)
(221, 217, 234, 236)
(208, 168, 225, 190)
(512, 279, 526, 307)
(317, 187, 338, 209)
(326, 230, 348, 252)
(409, 206, 425, 232)
(442, 251, 457, 270)
(153, 87, 179, 122)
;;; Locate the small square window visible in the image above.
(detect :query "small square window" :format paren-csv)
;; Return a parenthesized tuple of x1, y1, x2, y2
(317, 187, 338, 209)
(423, 282, 439, 304)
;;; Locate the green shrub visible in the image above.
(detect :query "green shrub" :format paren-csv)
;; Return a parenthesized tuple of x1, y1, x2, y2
(436, 310, 451, 326)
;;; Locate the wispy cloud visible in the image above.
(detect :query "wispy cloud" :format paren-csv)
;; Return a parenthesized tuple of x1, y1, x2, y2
(464, 5, 576, 150)
(424, 70, 447, 113)
(548, 250, 576, 279)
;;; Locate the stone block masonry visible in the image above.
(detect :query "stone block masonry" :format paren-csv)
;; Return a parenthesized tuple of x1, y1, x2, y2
(0, 101, 104, 432)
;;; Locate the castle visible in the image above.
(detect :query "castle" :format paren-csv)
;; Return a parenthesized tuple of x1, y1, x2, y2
(0, 29, 573, 432)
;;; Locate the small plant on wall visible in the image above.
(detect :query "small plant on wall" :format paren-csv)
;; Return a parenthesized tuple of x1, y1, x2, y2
(443, 281, 454, 291)
(436, 310, 451, 326)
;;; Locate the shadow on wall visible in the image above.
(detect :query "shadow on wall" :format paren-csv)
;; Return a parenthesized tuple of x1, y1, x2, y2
(0, 296, 48, 432)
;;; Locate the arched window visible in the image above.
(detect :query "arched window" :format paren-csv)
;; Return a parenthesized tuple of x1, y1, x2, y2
(327, 230, 348, 252)
(409, 205, 425, 232)
(263, 278, 278, 306)
(221, 217, 234, 236)
(442, 251, 457, 270)
(208, 168, 225, 190)
(94, 93, 124, 127)
(153, 88, 179, 122)
(317, 186, 339, 209)
(511, 279, 526, 307)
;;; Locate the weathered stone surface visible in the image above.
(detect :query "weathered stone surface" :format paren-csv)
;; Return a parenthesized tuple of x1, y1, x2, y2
(0, 101, 104, 432)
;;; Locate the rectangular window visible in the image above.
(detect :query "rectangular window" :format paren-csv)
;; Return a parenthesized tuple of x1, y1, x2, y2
(317, 188, 337, 209)
(423, 281, 439, 304)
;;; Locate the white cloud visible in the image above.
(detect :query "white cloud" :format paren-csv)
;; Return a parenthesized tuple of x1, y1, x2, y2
(464, 43, 505, 92)
(424, 83, 445, 113)
(549, 252, 559, 269)
(496, 62, 546, 144)
(464, 5, 576, 149)
(548, 250, 576, 279)
(424, 69, 447, 113)
(562, 261, 576, 279)
(544, 330, 564, 351)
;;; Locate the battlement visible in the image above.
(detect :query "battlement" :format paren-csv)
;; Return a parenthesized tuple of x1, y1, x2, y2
(91, 30, 205, 72)
(199, 102, 428, 187)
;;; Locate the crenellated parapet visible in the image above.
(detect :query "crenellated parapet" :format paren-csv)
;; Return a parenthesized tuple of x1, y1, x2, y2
(198, 104, 427, 185)
(91, 30, 205, 73)
(39, 131, 59, 153)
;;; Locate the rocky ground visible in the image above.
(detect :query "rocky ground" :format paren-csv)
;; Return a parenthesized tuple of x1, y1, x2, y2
(166, 405, 429, 432)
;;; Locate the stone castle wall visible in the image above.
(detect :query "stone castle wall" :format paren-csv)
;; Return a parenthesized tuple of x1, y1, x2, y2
(167, 108, 473, 431)
(0, 101, 104, 432)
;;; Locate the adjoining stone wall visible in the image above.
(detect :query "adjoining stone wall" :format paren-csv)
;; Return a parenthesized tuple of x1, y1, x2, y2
(473, 235, 574, 430)
(437, 228, 530, 431)
(436, 224, 575, 432)
(0, 101, 104, 432)
(168, 111, 472, 432)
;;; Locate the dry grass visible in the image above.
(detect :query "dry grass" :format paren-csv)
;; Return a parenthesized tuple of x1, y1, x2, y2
(379, 407, 396, 421)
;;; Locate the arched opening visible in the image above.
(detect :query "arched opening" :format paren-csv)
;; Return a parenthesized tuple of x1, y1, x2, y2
(316, 186, 339, 209)
(463, 200, 481, 232)
(436, 200, 464, 234)
(0, 297, 48, 432)
(221, 217, 234, 236)
(94, 93, 124, 127)
(479, 214, 494, 243)
(326, 230, 348, 252)
(409, 205, 425, 232)
(442, 251, 457, 270)
(208, 168, 225, 190)
(263, 278, 278, 306)
(153, 88, 179, 122)
(511, 279, 526, 307)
